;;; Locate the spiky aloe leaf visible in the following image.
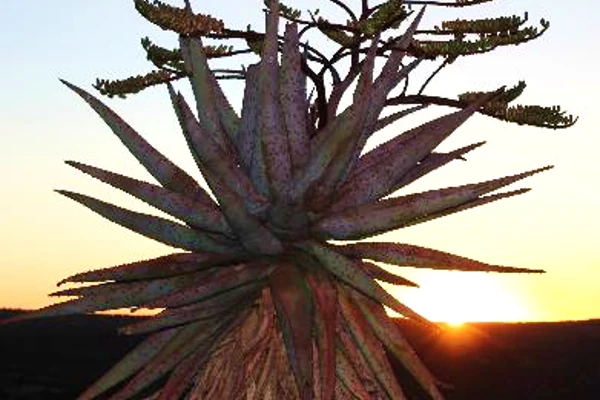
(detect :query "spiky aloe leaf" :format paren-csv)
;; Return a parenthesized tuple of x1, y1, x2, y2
(109, 309, 245, 400)
(57, 252, 240, 285)
(59, 79, 214, 207)
(49, 267, 214, 299)
(342, 7, 427, 173)
(55, 190, 235, 253)
(170, 88, 268, 215)
(157, 344, 209, 399)
(269, 262, 315, 400)
(142, 261, 274, 308)
(374, 7, 426, 95)
(179, 35, 237, 148)
(338, 241, 544, 273)
(293, 102, 369, 202)
(373, 104, 430, 134)
(356, 260, 419, 287)
(77, 327, 180, 400)
(1, 274, 200, 325)
(259, 0, 294, 202)
(305, 267, 337, 400)
(281, 22, 309, 173)
(339, 285, 407, 400)
(307, 35, 381, 210)
(119, 281, 262, 335)
(173, 90, 284, 254)
(296, 241, 430, 325)
(387, 141, 487, 192)
(335, 343, 371, 400)
(338, 323, 385, 397)
(237, 63, 262, 173)
(333, 92, 500, 212)
(318, 166, 552, 240)
(65, 161, 232, 236)
(350, 289, 445, 400)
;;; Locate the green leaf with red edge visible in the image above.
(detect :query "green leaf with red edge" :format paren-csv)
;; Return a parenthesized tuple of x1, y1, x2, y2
(281, 21, 310, 173)
(76, 327, 180, 400)
(65, 161, 232, 236)
(332, 93, 499, 212)
(296, 241, 431, 325)
(55, 190, 236, 253)
(305, 264, 338, 400)
(338, 285, 407, 400)
(268, 262, 315, 400)
(337, 241, 544, 273)
(60, 79, 215, 207)
(260, 0, 293, 201)
(57, 252, 241, 285)
(319, 166, 552, 240)
(350, 289, 445, 400)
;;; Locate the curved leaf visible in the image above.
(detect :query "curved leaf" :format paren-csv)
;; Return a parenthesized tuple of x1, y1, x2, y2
(319, 167, 551, 240)
(56, 190, 236, 253)
(356, 260, 420, 287)
(296, 241, 431, 325)
(57, 252, 241, 285)
(119, 282, 262, 335)
(339, 285, 408, 400)
(269, 262, 315, 399)
(65, 161, 232, 235)
(338, 241, 544, 273)
(143, 261, 274, 308)
(172, 89, 269, 216)
(305, 267, 337, 400)
(60, 79, 214, 207)
(351, 290, 445, 400)
(333, 92, 498, 212)
(77, 327, 180, 400)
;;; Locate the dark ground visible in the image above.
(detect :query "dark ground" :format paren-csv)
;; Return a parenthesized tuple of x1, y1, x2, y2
(0, 309, 598, 399)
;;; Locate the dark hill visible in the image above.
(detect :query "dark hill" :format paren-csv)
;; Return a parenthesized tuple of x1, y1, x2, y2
(1, 309, 598, 399)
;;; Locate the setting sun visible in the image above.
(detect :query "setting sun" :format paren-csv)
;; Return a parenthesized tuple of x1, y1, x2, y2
(383, 270, 534, 323)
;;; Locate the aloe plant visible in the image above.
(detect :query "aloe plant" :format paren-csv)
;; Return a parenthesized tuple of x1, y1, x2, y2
(3, 0, 576, 398)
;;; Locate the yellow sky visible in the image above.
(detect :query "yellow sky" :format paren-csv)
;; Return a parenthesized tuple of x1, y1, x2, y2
(1, 1, 599, 323)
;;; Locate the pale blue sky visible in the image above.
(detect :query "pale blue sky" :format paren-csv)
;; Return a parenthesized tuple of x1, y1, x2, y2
(1, 1, 599, 322)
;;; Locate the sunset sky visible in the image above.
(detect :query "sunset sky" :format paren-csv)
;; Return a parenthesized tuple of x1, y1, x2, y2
(1, 0, 598, 323)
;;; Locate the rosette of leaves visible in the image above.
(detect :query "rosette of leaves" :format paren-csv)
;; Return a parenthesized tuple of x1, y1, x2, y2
(3, 1, 574, 399)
